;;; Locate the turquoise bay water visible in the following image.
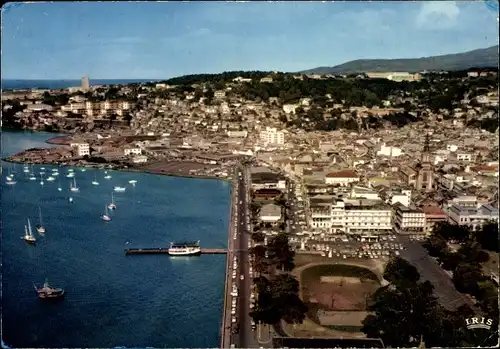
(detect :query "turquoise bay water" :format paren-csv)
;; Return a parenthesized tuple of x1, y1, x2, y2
(1, 131, 230, 348)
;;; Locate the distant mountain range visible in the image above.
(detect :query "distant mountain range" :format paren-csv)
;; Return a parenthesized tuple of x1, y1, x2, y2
(301, 45, 499, 75)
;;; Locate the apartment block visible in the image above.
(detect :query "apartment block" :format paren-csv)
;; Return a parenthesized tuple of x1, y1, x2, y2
(260, 127, 285, 145)
(393, 203, 426, 234)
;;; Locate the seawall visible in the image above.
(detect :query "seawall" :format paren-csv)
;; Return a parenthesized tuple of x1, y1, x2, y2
(221, 177, 237, 348)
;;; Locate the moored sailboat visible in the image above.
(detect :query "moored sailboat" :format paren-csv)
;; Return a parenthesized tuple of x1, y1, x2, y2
(36, 206, 46, 233)
(70, 177, 79, 192)
(102, 205, 112, 222)
(23, 219, 36, 244)
(33, 279, 65, 299)
(108, 192, 117, 210)
(91, 173, 99, 186)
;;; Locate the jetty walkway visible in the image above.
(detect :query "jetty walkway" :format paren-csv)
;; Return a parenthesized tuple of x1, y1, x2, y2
(125, 248, 227, 255)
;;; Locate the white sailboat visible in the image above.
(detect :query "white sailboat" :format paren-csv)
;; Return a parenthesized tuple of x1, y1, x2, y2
(113, 186, 126, 192)
(6, 179, 16, 185)
(29, 165, 36, 180)
(91, 173, 99, 186)
(40, 173, 44, 186)
(47, 176, 55, 181)
(57, 177, 62, 191)
(66, 172, 75, 178)
(70, 177, 79, 192)
(23, 219, 37, 244)
(36, 207, 46, 233)
(128, 180, 137, 184)
(108, 192, 117, 210)
(102, 205, 111, 222)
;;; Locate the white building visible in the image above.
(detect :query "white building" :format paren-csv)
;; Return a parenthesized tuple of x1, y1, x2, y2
(73, 143, 90, 157)
(124, 148, 142, 156)
(324, 170, 360, 186)
(311, 199, 392, 235)
(376, 143, 403, 157)
(260, 127, 285, 145)
(333, 200, 392, 235)
(349, 186, 380, 201)
(26, 103, 54, 112)
(259, 204, 282, 223)
(447, 204, 499, 231)
(227, 130, 248, 138)
(456, 152, 474, 162)
(283, 104, 297, 114)
(133, 155, 148, 163)
(214, 90, 226, 99)
(393, 204, 426, 234)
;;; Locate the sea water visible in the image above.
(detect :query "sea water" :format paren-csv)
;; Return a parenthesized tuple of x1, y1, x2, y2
(1, 130, 230, 348)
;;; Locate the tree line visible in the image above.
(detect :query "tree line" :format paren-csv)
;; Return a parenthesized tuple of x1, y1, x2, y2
(247, 203, 307, 327)
(422, 222, 499, 325)
(361, 256, 496, 347)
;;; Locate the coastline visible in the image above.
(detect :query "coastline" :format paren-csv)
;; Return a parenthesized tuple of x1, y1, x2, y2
(45, 135, 71, 145)
(2, 156, 232, 183)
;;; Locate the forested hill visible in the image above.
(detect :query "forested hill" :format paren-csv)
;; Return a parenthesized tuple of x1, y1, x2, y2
(302, 45, 499, 74)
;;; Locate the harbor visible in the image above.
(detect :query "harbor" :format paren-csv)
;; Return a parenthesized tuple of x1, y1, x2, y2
(2, 130, 230, 348)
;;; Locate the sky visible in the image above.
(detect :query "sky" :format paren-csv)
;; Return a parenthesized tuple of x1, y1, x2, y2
(1, 1, 498, 80)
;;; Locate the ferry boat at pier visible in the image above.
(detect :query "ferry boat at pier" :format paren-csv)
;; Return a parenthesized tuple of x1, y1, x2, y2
(168, 241, 201, 256)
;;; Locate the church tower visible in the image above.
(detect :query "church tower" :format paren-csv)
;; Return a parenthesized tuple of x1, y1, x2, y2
(416, 133, 434, 192)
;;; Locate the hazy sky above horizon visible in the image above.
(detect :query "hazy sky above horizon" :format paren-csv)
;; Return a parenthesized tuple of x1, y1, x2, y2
(1, 1, 498, 80)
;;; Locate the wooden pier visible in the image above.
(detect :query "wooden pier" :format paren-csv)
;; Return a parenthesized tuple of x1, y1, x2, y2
(125, 248, 227, 255)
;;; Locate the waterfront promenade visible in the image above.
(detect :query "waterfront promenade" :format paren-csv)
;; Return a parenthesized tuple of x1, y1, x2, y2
(221, 174, 238, 348)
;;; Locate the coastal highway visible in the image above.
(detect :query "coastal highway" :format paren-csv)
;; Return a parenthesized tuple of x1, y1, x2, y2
(234, 166, 255, 348)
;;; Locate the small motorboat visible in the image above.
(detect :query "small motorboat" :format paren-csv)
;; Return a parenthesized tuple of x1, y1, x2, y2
(6, 175, 13, 181)
(6, 180, 16, 185)
(104, 175, 112, 180)
(23, 166, 30, 173)
(128, 180, 137, 184)
(47, 176, 56, 181)
(69, 197, 74, 203)
(34, 279, 65, 299)
(66, 173, 75, 178)
(29, 174, 36, 181)
(114, 186, 126, 192)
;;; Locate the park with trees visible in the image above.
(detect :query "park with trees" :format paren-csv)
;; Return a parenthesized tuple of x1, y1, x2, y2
(247, 199, 308, 329)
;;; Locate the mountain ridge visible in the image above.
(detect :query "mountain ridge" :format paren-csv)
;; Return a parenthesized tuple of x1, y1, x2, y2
(301, 45, 499, 74)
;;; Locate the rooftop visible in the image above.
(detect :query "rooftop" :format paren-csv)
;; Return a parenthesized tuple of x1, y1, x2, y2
(325, 170, 359, 178)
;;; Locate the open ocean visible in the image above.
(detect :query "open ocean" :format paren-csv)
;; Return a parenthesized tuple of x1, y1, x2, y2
(1, 130, 230, 348)
(1, 79, 159, 90)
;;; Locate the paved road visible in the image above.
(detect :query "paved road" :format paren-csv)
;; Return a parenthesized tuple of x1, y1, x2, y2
(234, 166, 255, 348)
(398, 236, 476, 310)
